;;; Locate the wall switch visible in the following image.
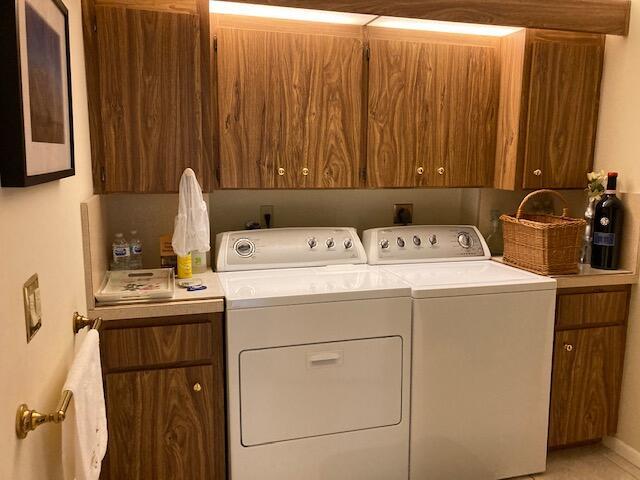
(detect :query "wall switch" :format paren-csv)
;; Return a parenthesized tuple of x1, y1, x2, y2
(394, 204, 413, 225)
(23, 274, 42, 343)
(260, 205, 274, 228)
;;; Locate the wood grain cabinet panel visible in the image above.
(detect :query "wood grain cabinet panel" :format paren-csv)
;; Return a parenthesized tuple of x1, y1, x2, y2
(522, 30, 604, 189)
(548, 326, 625, 448)
(215, 16, 363, 188)
(367, 29, 499, 188)
(104, 366, 216, 480)
(95, 6, 211, 192)
(101, 322, 213, 371)
(556, 287, 629, 330)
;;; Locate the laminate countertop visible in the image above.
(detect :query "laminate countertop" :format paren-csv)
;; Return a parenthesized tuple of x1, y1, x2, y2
(89, 270, 225, 321)
(492, 257, 638, 289)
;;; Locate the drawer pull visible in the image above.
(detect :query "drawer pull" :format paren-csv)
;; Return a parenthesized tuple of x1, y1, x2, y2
(437, 167, 445, 175)
(308, 352, 342, 367)
(277, 167, 285, 176)
(416, 167, 424, 175)
(302, 167, 309, 176)
(533, 169, 542, 176)
(563, 344, 574, 352)
(193, 383, 202, 392)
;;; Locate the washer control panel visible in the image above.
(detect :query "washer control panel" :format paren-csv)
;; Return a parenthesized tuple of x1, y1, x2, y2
(216, 227, 367, 272)
(362, 225, 490, 265)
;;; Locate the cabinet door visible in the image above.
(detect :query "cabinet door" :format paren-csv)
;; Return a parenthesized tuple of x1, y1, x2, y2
(216, 16, 363, 188)
(522, 30, 604, 189)
(96, 7, 211, 192)
(104, 366, 218, 479)
(367, 29, 499, 188)
(548, 326, 625, 448)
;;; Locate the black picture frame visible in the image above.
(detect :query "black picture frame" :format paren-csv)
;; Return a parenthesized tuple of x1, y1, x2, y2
(0, 0, 74, 187)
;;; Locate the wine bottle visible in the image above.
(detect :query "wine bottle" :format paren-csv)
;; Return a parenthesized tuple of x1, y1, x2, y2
(591, 172, 624, 270)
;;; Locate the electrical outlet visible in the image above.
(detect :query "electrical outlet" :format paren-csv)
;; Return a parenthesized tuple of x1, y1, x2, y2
(23, 274, 42, 343)
(394, 204, 413, 225)
(260, 205, 274, 228)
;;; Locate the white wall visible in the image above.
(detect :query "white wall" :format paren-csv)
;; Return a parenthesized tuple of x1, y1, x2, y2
(594, 0, 640, 455)
(0, 0, 93, 478)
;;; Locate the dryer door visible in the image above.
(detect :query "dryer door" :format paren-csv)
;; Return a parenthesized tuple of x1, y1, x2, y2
(239, 336, 403, 446)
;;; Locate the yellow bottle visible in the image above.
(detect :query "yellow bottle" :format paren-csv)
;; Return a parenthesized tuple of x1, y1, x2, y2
(177, 253, 192, 279)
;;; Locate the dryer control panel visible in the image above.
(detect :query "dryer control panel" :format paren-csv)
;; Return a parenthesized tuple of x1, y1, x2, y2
(363, 225, 491, 265)
(216, 227, 367, 272)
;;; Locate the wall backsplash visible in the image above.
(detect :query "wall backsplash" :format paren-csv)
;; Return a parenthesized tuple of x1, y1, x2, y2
(103, 188, 589, 269)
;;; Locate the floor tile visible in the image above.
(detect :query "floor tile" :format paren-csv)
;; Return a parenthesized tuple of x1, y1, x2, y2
(533, 444, 638, 479)
(603, 449, 640, 479)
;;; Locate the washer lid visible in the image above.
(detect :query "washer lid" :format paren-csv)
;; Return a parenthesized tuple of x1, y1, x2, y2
(218, 265, 411, 309)
(383, 261, 556, 298)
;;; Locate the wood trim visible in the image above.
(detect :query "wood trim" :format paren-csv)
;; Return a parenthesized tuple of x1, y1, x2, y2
(94, 0, 198, 14)
(197, 0, 215, 191)
(226, 0, 631, 36)
(81, 0, 106, 193)
(366, 25, 501, 48)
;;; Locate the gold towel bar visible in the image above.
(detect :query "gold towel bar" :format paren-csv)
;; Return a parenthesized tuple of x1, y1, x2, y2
(16, 313, 102, 439)
(73, 311, 102, 333)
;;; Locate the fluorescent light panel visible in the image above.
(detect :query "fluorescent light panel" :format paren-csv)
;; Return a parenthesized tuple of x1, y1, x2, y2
(209, 1, 376, 25)
(369, 16, 522, 37)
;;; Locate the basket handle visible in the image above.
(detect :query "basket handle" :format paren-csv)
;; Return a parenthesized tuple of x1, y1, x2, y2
(516, 189, 570, 219)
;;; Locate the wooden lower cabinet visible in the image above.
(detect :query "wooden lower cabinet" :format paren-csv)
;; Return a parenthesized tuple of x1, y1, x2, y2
(548, 286, 629, 448)
(548, 326, 625, 448)
(100, 314, 226, 479)
(104, 366, 215, 479)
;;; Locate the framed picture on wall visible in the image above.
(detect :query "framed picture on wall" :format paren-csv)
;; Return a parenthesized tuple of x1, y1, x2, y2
(0, 0, 74, 187)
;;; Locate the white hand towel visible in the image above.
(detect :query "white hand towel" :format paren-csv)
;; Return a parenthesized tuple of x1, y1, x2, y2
(62, 329, 108, 480)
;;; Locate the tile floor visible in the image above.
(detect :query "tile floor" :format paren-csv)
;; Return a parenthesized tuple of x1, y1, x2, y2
(516, 444, 640, 479)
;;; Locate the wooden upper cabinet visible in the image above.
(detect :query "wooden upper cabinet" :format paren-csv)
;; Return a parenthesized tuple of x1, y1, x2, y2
(522, 30, 604, 189)
(367, 28, 500, 188)
(89, 3, 212, 192)
(495, 29, 605, 190)
(215, 16, 364, 189)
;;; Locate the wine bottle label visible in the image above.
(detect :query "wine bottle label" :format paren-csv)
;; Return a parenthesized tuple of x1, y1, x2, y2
(594, 232, 615, 246)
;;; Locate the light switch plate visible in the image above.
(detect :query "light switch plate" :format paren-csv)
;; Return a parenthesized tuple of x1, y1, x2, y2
(23, 273, 41, 343)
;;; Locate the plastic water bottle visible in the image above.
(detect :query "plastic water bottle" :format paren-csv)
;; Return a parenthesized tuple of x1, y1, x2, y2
(112, 233, 130, 270)
(129, 230, 143, 270)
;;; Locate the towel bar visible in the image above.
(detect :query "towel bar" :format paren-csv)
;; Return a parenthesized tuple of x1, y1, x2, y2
(16, 313, 101, 439)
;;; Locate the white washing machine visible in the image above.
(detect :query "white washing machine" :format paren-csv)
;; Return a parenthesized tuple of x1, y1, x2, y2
(363, 225, 557, 480)
(215, 227, 412, 480)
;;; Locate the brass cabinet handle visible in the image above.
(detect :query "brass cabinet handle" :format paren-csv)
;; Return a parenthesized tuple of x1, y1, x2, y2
(533, 169, 542, 176)
(302, 167, 309, 176)
(193, 383, 202, 392)
(277, 167, 285, 176)
(416, 167, 424, 175)
(437, 167, 445, 175)
(563, 344, 574, 352)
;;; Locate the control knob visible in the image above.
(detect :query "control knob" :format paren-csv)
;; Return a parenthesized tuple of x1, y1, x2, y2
(308, 237, 318, 249)
(397, 237, 405, 248)
(380, 239, 390, 249)
(344, 238, 353, 249)
(428, 234, 438, 246)
(233, 238, 255, 257)
(413, 235, 421, 247)
(457, 232, 473, 249)
(326, 238, 335, 248)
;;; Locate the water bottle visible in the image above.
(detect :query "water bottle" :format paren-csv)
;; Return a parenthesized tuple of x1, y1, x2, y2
(129, 230, 143, 270)
(112, 233, 130, 270)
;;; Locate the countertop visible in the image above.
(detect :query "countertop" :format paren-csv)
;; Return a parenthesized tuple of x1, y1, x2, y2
(89, 270, 225, 321)
(492, 257, 638, 289)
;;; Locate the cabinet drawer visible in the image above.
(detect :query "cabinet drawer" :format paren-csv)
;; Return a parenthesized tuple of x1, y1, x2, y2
(102, 322, 213, 371)
(556, 287, 629, 329)
(548, 326, 625, 448)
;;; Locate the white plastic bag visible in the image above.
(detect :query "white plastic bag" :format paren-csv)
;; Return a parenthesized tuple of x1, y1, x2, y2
(172, 168, 210, 257)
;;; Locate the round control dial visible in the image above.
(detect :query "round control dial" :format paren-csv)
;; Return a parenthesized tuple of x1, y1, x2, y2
(326, 238, 335, 248)
(397, 237, 405, 248)
(233, 238, 255, 257)
(457, 232, 473, 249)
(413, 235, 421, 247)
(428, 234, 438, 246)
(344, 238, 353, 249)
(380, 239, 390, 249)
(308, 237, 318, 249)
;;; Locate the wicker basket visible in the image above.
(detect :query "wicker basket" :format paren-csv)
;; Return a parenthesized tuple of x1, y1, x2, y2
(500, 190, 586, 276)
